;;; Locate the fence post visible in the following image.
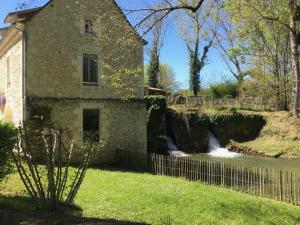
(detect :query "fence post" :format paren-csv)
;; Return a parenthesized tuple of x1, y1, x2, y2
(280, 170, 283, 202)
(148, 154, 300, 206)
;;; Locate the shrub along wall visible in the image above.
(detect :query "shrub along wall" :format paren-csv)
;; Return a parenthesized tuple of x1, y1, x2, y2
(0, 120, 17, 180)
(167, 109, 210, 153)
(145, 96, 168, 154)
(210, 113, 266, 146)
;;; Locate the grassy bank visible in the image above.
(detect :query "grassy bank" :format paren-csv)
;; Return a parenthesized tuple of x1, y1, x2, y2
(237, 111, 300, 158)
(170, 105, 300, 158)
(1, 168, 300, 225)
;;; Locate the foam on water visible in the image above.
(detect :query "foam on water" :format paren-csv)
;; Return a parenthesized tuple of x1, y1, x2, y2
(167, 137, 189, 157)
(208, 131, 240, 158)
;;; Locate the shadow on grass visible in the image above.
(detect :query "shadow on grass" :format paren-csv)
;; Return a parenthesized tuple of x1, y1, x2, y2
(89, 165, 151, 175)
(0, 194, 149, 225)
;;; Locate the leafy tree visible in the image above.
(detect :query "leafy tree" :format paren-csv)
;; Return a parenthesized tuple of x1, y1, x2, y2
(214, 12, 249, 83)
(177, 0, 218, 95)
(225, 0, 299, 115)
(158, 64, 181, 92)
(209, 81, 239, 98)
(145, 63, 181, 92)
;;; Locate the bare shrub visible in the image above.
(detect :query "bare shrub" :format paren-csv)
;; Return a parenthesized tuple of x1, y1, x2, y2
(9, 121, 97, 212)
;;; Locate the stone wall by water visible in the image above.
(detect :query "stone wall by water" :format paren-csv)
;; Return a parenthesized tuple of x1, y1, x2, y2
(167, 109, 210, 153)
(210, 113, 266, 146)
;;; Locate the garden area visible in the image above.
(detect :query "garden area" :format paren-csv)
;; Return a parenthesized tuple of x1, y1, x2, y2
(1, 168, 300, 225)
(0, 119, 300, 225)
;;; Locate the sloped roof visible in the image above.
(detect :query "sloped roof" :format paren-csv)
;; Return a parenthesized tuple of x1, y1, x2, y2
(4, 7, 42, 24)
(0, 27, 9, 37)
(3, 0, 147, 44)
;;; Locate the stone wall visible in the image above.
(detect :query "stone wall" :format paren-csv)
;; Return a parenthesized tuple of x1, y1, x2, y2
(25, 0, 145, 100)
(29, 99, 147, 167)
(22, 0, 147, 167)
(0, 36, 24, 125)
(0, 0, 147, 167)
(167, 109, 210, 153)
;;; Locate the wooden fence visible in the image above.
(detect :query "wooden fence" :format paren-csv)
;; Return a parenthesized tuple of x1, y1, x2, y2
(166, 96, 275, 110)
(149, 154, 300, 206)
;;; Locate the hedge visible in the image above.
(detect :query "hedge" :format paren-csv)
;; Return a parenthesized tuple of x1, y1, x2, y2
(0, 120, 17, 180)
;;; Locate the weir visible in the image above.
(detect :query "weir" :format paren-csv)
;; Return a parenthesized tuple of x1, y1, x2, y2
(208, 131, 240, 158)
(167, 137, 189, 157)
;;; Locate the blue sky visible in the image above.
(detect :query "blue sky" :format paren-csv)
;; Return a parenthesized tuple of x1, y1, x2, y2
(0, 0, 232, 88)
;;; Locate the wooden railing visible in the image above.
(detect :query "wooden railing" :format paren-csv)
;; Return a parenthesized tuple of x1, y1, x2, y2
(166, 96, 275, 110)
(149, 154, 300, 206)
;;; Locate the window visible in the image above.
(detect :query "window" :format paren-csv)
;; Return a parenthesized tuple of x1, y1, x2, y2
(83, 54, 98, 85)
(85, 20, 96, 36)
(30, 106, 51, 125)
(7, 57, 10, 88)
(83, 109, 99, 142)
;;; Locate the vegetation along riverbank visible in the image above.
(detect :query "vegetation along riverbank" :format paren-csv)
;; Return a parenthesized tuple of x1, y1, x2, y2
(168, 105, 300, 159)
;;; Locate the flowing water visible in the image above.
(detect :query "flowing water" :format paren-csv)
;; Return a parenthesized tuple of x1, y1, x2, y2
(208, 132, 240, 158)
(190, 132, 300, 175)
(167, 137, 189, 157)
(166, 132, 300, 174)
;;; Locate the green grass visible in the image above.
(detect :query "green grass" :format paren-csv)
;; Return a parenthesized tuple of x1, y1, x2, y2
(237, 111, 300, 158)
(1, 168, 300, 225)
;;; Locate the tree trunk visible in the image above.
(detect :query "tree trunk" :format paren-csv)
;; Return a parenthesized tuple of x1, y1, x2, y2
(289, 0, 300, 117)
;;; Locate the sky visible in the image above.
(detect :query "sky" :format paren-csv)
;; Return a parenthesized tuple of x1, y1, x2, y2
(0, 0, 232, 88)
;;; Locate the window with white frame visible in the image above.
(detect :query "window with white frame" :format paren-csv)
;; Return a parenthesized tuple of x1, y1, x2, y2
(83, 54, 98, 85)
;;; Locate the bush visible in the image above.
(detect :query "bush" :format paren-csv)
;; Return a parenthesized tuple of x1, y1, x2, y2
(9, 121, 97, 212)
(0, 120, 17, 180)
(209, 81, 239, 98)
(145, 96, 168, 153)
(228, 106, 237, 114)
(144, 95, 167, 113)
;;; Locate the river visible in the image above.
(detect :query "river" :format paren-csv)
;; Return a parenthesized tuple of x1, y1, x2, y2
(168, 132, 300, 175)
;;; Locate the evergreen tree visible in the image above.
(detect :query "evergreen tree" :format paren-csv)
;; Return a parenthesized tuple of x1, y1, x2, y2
(147, 44, 160, 88)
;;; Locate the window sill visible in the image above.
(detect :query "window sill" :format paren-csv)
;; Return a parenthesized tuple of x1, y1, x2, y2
(84, 34, 97, 39)
(83, 82, 99, 87)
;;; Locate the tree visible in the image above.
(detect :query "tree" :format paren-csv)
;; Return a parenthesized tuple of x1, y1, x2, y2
(225, 0, 299, 115)
(123, 0, 207, 36)
(147, 45, 160, 88)
(145, 63, 181, 91)
(214, 12, 248, 83)
(288, 0, 300, 117)
(146, 9, 166, 88)
(224, 0, 294, 111)
(158, 64, 181, 91)
(177, 0, 217, 95)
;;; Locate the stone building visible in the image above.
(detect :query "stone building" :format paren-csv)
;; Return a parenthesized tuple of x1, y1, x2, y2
(0, 0, 147, 167)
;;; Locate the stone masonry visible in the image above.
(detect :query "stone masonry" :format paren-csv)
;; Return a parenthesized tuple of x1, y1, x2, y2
(0, 0, 147, 167)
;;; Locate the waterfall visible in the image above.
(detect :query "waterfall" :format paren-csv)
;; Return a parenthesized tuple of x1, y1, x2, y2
(167, 137, 189, 157)
(208, 131, 240, 158)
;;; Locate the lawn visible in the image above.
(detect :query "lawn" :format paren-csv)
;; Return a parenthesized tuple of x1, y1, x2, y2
(1, 168, 300, 225)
